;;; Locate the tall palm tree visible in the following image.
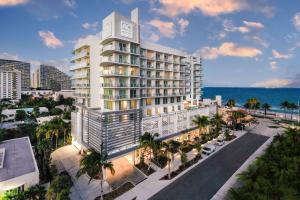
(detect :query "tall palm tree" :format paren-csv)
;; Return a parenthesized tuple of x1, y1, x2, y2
(288, 103, 298, 120)
(210, 113, 224, 134)
(192, 115, 210, 136)
(261, 103, 271, 118)
(245, 98, 260, 113)
(226, 99, 236, 109)
(139, 132, 159, 170)
(230, 111, 246, 130)
(280, 101, 289, 119)
(77, 149, 115, 200)
(162, 140, 180, 179)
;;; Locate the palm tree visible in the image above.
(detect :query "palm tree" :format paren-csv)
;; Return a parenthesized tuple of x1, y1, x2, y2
(226, 99, 236, 109)
(162, 140, 181, 179)
(76, 149, 115, 200)
(210, 113, 224, 135)
(261, 103, 271, 118)
(139, 132, 159, 170)
(245, 98, 260, 113)
(192, 115, 210, 136)
(280, 101, 289, 119)
(230, 111, 246, 130)
(287, 103, 298, 120)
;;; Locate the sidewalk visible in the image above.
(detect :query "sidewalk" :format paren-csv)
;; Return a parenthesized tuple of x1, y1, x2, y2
(116, 130, 246, 200)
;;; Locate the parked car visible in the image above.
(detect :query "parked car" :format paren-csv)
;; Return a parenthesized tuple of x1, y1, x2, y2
(202, 144, 216, 155)
(215, 137, 225, 146)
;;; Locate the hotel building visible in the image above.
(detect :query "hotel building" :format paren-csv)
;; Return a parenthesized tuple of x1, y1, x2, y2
(0, 59, 30, 91)
(32, 65, 71, 91)
(71, 8, 215, 159)
(0, 70, 21, 101)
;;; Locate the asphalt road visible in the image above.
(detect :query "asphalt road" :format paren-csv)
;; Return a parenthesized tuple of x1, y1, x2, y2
(150, 133, 268, 200)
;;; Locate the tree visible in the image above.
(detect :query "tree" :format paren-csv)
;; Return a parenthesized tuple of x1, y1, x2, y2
(36, 139, 52, 182)
(192, 115, 210, 135)
(210, 113, 224, 135)
(261, 103, 271, 118)
(24, 184, 46, 200)
(76, 149, 115, 200)
(280, 101, 289, 119)
(180, 151, 188, 167)
(15, 109, 27, 121)
(46, 174, 72, 200)
(33, 107, 40, 118)
(244, 98, 260, 113)
(139, 132, 159, 170)
(226, 99, 236, 109)
(287, 102, 298, 120)
(230, 111, 246, 130)
(162, 140, 181, 179)
(50, 108, 63, 116)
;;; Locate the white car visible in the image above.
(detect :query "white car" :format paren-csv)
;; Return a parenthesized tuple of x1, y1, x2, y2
(202, 144, 216, 155)
(215, 138, 225, 146)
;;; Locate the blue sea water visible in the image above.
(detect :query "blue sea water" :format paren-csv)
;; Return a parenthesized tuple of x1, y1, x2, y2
(203, 87, 300, 112)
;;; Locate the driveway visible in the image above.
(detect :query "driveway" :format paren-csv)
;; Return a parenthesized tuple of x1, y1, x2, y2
(150, 133, 269, 200)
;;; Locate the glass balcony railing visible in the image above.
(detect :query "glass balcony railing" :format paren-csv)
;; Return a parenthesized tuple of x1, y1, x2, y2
(70, 62, 89, 71)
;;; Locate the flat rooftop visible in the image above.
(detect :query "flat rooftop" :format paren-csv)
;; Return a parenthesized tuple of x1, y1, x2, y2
(0, 137, 37, 182)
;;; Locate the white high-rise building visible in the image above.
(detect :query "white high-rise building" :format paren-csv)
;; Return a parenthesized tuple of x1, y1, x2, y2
(71, 8, 214, 159)
(71, 8, 202, 115)
(0, 70, 21, 101)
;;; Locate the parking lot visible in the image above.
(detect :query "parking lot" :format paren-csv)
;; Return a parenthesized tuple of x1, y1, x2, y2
(150, 132, 269, 200)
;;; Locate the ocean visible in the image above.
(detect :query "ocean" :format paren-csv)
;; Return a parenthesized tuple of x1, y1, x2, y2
(203, 87, 300, 113)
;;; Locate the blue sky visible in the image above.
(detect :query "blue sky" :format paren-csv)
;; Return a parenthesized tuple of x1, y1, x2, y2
(1, 0, 300, 88)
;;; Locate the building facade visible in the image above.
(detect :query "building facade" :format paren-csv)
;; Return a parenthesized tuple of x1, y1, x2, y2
(71, 8, 208, 159)
(32, 65, 71, 91)
(0, 59, 30, 91)
(0, 70, 21, 101)
(72, 8, 202, 114)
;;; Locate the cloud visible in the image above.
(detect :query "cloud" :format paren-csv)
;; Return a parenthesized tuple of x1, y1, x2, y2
(248, 35, 269, 48)
(272, 49, 292, 59)
(149, 33, 160, 42)
(38, 30, 63, 48)
(0, 52, 20, 60)
(269, 61, 278, 71)
(62, 0, 76, 8)
(293, 12, 300, 31)
(178, 18, 189, 35)
(153, 0, 248, 17)
(82, 22, 99, 31)
(252, 79, 291, 88)
(199, 42, 262, 59)
(0, 0, 28, 6)
(148, 19, 176, 38)
(223, 19, 264, 34)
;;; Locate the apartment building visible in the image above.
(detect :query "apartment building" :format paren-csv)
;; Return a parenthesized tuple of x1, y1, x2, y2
(32, 65, 71, 91)
(71, 8, 211, 159)
(0, 70, 21, 101)
(0, 59, 30, 91)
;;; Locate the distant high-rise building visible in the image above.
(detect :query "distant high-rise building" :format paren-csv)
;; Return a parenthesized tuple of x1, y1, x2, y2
(0, 70, 21, 101)
(32, 65, 71, 91)
(0, 59, 30, 91)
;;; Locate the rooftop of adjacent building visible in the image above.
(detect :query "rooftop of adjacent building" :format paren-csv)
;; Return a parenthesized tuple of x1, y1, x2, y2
(0, 59, 30, 65)
(0, 137, 38, 182)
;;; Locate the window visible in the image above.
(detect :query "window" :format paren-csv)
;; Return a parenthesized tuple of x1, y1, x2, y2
(119, 101, 128, 110)
(183, 96, 186, 100)
(177, 96, 181, 102)
(170, 97, 174, 103)
(163, 97, 168, 104)
(178, 105, 181, 110)
(104, 100, 113, 110)
(130, 100, 137, 109)
(147, 109, 152, 116)
(140, 99, 144, 106)
(146, 98, 152, 106)
(155, 98, 160, 105)
(104, 89, 113, 95)
(119, 43, 127, 51)
(130, 90, 137, 98)
(163, 107, 168, 113)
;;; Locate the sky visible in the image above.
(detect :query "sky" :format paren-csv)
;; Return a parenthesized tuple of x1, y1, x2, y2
(1, 0, 300, 88)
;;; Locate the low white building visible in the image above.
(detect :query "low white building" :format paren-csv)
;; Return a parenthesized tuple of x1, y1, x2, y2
(52, 90, 74, 101)
(36, 115, 59, 124)
(1, 107, 49, 121)
(0, 137, 39, 194)
(21, 89, 53, 97)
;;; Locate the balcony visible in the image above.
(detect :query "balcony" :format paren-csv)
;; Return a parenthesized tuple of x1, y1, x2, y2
(72, 51, 89, 61)
(102, 83, 129, 88)
(100, 71, 139, 77)
(100, 57, 130, 66)
(101, 45, 129, 55)
(71, 73, 89, 79)
(71, 83, 90, 88)
(73, 93, 90, 98)
(70, 62, 89, 71)
(102, 94, 140, 100)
